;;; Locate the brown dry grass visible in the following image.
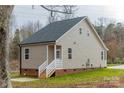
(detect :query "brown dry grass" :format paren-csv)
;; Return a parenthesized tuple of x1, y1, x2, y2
(9, 60, 19, 72)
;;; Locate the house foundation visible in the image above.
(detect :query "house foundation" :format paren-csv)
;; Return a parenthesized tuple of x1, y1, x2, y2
(21, 69, 38, 77)
(21, 68, 97, 78)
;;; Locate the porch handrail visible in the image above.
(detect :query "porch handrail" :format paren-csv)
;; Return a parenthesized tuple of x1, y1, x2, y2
(46, 59, 56, 77)
(38, 60, 47, 77)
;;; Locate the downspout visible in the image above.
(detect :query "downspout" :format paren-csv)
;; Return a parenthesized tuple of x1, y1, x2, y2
(19, 44, 22, 75)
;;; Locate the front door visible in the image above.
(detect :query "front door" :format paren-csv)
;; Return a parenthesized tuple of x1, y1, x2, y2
(56, 48, 63, 68)
(56, 49, 61, 60)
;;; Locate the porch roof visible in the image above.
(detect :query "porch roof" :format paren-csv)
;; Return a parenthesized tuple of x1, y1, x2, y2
(20, 17, 85, 45)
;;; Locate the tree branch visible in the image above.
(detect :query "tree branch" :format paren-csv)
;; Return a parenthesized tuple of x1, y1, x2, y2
(40, 5, 72, 14)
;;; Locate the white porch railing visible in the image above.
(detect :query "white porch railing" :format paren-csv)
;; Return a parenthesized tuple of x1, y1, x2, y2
(38, 60, 47, 77)
(39, 59, 63, 78)
(46, 60, 56, 78)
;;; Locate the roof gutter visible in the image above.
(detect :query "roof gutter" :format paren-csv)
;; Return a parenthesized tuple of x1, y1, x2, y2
(19, 41, 55, 47)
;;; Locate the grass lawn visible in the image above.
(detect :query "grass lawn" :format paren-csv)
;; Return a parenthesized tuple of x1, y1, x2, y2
(107, 64, 123, 67)
(10, 71, 20, 78)
(11, 68, 124, 88)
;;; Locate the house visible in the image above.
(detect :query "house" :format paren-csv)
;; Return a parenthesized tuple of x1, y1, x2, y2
(19, 16, 108, 78)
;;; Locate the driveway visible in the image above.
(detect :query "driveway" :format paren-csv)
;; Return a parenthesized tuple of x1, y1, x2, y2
(11, 77, 38, 82)
(108, 65, 124, 69)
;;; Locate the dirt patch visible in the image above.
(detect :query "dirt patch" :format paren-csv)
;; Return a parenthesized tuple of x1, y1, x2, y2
(75, 80, 124, 88)
(70, 77, 124, 88)
(74, 81, 119, 88)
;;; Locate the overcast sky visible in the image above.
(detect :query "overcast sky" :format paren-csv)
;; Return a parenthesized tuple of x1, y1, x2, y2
(12, 5, 124, 30)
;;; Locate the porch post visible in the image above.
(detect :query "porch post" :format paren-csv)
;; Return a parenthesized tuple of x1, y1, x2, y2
(47, 45, 48, 65)
(54, 44, 56, 60)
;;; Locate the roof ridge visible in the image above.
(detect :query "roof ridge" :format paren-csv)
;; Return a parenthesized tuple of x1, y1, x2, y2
(49, 16, 86, 24)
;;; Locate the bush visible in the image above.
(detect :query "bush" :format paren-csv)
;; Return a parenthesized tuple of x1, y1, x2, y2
(107, 58, 124, 64)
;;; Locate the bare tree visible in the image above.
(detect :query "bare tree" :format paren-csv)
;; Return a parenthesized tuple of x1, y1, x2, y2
(96, 17, 107, 40)
(62, 5, 77, 20)
(41, 5, 72, 14)
(95, 17, 115, 40)
(19, 21, 42, 41)
(0, 5, 14, 88)
(33, 20, 42, 32)
(41, 5, 77, 23)
(105, 32, 118, 63)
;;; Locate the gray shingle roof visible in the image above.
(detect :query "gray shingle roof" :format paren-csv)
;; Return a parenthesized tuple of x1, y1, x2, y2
(20, 17, 85, 45)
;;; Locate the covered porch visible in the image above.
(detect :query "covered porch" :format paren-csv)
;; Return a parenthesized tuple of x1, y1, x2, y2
(38, 44, 63, 78)
(47, 44, 63, 67)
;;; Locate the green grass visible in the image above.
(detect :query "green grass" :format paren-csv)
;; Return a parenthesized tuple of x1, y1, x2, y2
(10, 72, 20, 78)
(107, 64, 122, 67)
(11, 68, 124, 88)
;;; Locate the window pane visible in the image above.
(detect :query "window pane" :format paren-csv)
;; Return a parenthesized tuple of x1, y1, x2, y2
(79, 28, 82, 34)
(80, 31, 82, 34)
(68, 54, 72, 59)
(101, 51, 104, 60)
(68, 48, 72, 53)
(25, 48, 29, 59)
(56, 51, 60, 59)
(25, 55, 29, 59)
(79, 28, 82, 31)
(25, 49, 29, 53)
(68, 48, 72, 59)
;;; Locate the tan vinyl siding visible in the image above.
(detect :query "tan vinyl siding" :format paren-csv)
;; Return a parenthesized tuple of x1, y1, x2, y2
(48, 45, 54, 64)
(56, 19, 107, 69)
(21, 45, 47, 69)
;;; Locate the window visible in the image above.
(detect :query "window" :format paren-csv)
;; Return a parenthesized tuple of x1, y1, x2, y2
(25, 48, 29, 59)
(101, 51, 104, 60)
(79, 28, 82, 34)
(68, 48, 72, 59)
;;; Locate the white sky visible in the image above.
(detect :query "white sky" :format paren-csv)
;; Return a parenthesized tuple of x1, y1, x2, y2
(12, 5, 124, 30)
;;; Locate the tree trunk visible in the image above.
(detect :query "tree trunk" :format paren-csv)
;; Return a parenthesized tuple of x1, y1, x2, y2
(0, 5, 14, 88)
